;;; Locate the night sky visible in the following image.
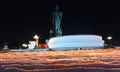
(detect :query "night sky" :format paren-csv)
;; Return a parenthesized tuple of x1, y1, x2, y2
(2, 0, 120, 47)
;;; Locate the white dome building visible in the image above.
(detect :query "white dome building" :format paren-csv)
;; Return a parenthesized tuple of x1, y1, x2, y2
(47, 35, 105, 50)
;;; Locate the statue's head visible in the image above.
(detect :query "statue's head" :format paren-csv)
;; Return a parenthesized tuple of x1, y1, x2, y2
(56, 4, 59, 11)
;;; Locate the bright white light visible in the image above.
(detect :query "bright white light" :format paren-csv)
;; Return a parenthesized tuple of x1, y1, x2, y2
(107, 36, 112, 40)
(22, 44, 28, 47)
(47, 35, 104, 49)
(33, 35, 39, 39)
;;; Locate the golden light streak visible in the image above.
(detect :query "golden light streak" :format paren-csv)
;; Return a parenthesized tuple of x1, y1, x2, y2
(0, 48, 120, 71)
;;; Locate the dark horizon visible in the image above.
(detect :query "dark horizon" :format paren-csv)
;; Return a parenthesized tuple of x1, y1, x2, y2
(1, 0, 120, 48)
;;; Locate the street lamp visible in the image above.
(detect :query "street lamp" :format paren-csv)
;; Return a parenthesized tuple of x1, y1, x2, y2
(106, 36, 114, 48)
(33, 35, 39, 48)
(107, 36, 113, 45)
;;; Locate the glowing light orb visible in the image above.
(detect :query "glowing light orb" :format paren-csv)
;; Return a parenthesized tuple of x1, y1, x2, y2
(47, 35, 104, 49)
(107, 36, 112, 40)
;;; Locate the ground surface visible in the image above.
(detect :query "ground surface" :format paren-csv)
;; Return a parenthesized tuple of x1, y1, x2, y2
(0, 48, 120, 72)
